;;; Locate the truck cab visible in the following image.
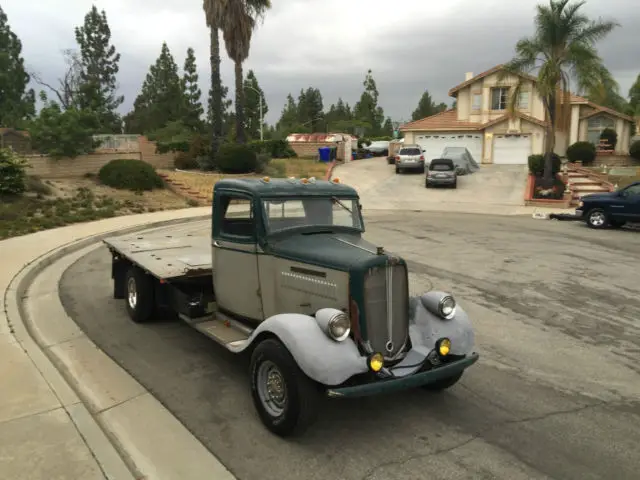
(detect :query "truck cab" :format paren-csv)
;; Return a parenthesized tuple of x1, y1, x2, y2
(105, 176, 479, 437)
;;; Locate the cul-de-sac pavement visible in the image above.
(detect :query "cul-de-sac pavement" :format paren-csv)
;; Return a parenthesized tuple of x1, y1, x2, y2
(52, 159, 640, 480)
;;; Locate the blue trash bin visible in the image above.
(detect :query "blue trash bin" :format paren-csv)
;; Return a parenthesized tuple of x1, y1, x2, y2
(318, 146, 331, 162)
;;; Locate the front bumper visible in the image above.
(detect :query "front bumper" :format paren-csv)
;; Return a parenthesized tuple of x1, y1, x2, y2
(326, 352, 479, 398)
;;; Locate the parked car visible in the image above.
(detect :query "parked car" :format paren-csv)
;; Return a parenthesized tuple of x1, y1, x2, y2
(576, 181, 640, 228)
(440, 147, 480, 175)
(365, 140, 390, 157)
(394, 145, 426, 173)
(426, 158, 457, 188)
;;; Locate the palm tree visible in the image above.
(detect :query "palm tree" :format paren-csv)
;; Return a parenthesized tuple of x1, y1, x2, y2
(221, 0, 271, 144)
(203, 0, 226, 159)
(501, 0, 618, 185)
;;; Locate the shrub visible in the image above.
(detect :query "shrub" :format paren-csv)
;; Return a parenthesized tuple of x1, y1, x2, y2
(629, 140, 640, 161)
(0, 148, 28, 196)
(215, 144, 259, 173)
(255, 154, 271, 173)
(98, 159, 164, 192)
(248, 139, 297, 158)
(264, 159, 287, 177)
(174, 134, 210, 170)
(599, 128, 617, 149)
(528, 153, 561, 176)
(566, 141, 596, 164)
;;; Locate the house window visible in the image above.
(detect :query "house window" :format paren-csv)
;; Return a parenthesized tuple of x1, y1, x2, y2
(517, 92, 530, 109)
(472, 93, 482, 111)
(586, 115, 615, 145)
(491, 87, 509, 110)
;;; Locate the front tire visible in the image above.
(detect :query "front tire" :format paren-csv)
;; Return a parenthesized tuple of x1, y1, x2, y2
(250, 339, 322, 437)
(125, 266, 155, 323)
(421, 372, 463, 391)
(586, 208, 608, 229)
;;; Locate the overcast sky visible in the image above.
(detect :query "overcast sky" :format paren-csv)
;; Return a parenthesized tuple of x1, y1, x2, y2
(4, 0, 639, 125)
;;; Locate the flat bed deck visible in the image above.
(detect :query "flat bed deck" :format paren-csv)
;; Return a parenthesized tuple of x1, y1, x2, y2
(103, 220, 212, 281)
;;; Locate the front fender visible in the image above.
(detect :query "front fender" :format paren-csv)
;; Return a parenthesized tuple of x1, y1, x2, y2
(409, 293, 475, 356)
(235, 313, 369, 386)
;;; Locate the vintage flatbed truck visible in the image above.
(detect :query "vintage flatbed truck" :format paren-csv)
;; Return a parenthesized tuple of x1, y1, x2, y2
(104, 176, 479, 436)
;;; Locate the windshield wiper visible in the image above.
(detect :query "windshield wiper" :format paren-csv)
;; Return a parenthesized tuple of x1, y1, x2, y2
(331, 196, 352, 214)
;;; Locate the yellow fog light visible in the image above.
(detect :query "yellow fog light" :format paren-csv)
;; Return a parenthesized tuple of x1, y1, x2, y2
(438, 338, 451, 356)
(368, 353, 384, 372)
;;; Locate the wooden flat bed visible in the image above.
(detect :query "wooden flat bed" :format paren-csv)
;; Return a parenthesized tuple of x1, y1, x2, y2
(103, 220, 212, 281)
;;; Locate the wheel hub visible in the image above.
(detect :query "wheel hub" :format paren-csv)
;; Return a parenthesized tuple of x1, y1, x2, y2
(127, 277, 137, 309)
(257, 361, 288, 416)
(590, 211, 605, 226)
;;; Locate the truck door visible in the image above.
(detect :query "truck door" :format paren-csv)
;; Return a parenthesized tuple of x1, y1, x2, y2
(212, 192, 263, 321)
(619, 183, 640, 221)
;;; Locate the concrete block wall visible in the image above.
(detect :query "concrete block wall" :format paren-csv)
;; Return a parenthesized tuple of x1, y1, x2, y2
(24, 136, 176, 178)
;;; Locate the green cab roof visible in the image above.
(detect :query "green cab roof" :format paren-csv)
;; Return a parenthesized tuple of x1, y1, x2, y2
(214, 177, 359, 198)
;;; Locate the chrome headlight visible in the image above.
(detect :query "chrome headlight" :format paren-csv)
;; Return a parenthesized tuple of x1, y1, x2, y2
(315, 308, 351, 342)
(438, 295, 457, 319)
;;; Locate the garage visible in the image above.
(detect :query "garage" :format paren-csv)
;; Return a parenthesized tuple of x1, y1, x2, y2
(414, 133, 483, 163)
(492, 134, 531, 164)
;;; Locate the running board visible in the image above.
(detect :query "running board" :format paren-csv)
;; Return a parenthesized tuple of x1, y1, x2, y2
(179, 310, 253, 352)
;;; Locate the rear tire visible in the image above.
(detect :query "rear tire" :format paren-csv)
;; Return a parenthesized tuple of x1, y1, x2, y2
(421, 372, 463, 391)
(250, 339, 322, 437)
(395, 167, 400, 174)
(586, 208, 608, 229)
(124, 266, 155, 323)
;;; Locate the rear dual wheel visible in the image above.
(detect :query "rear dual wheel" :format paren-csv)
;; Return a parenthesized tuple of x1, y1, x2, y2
(125, 266, 155, 323)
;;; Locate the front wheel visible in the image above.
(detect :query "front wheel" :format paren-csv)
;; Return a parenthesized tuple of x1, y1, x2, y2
(421, 372, 463, 391)
(586, 208, 608, 229)
(250, 339, 322, 437)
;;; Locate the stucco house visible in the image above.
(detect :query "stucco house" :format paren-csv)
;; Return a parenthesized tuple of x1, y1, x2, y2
(400, 64, 636, 164)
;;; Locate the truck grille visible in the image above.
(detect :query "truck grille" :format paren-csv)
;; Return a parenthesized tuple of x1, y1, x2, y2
(362, 264, 409, 358)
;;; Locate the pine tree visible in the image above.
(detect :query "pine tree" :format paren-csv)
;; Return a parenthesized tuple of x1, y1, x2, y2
(354, 69, 385, 135)
(276, 94, 298, 132)
(124, 42, 187, 134)
(297, 87, 324, 131)
(411, 90, 447, 121)
(182, 47, 204, 131)
(0, 6, 35, 127)
(208, 83, 233, 138)
(74, 5, 124, 133)
(243, 70, 268, 140)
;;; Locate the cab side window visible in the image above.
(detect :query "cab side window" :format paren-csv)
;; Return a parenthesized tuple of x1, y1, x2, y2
(623, 184, 640, 197)
(219, 194, 255, 239)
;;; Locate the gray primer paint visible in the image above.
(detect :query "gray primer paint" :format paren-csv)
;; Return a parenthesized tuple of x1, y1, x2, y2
(231, 290, 475, 387)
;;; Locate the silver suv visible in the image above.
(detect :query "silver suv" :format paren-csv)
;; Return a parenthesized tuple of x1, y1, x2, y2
(394, 145, 425, 174)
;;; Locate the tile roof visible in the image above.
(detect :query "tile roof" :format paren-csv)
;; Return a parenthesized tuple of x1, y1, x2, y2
(401, 110, 547, 133)
(400, 109, 484, 131)
(448, 64, 538, 97)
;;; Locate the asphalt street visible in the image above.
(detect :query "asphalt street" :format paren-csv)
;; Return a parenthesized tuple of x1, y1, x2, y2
(59, 212, 640, 480)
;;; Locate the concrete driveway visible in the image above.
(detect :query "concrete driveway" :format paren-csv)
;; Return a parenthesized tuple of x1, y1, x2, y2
(334, 157, 529, 214)
(59, 213, 640, 480)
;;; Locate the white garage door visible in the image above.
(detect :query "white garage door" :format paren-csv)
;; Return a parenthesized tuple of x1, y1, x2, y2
(414, 133, 483, 163)
(492, 134, 531, 164)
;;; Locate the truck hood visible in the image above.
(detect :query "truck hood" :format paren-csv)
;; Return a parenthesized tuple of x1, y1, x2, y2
(581, 192, 617, 202)
(266, 231, 391, 271)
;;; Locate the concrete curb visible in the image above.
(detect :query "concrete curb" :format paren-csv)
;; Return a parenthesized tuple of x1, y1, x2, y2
(4, 214, 236, 480)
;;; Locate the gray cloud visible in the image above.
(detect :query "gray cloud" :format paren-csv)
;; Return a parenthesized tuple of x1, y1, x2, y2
(4, 0, 638, 126)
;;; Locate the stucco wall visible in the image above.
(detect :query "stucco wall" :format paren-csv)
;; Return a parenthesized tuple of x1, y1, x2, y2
(288, 141, 349, 160)
(459, 72, 545, 124)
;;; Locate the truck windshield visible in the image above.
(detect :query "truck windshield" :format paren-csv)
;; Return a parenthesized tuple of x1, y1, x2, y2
(262, 197, 363, 234)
